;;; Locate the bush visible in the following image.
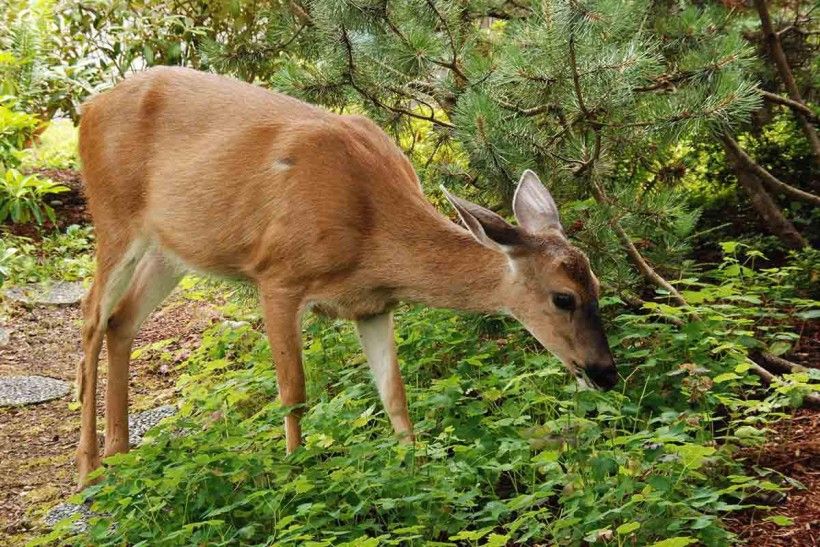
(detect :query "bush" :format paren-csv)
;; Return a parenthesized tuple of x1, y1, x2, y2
(0, 224, 94, 284)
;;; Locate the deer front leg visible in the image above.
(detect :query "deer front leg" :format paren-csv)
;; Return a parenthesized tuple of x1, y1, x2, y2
(260, 286, 306, 454)
(356, 312, 414, 442)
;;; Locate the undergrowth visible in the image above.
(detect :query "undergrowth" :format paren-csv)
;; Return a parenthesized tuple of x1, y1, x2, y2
(35, 248, 818, 546)
(0, 224, 93, 286)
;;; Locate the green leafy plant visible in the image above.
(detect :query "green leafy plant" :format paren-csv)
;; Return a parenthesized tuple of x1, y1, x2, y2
(0, 224, 94, 284)
(0, 168, 67, 224)
(0, 103, 40, 168)
(37, 247, 816, 546)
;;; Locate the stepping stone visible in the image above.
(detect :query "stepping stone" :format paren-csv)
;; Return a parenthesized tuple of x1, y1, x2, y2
(4, 281, 86, 306)
(0, 375, 70, 406)
(42, 502, 91, 533)
(128, 404, 177, 446)
(43, 405, 178, 532)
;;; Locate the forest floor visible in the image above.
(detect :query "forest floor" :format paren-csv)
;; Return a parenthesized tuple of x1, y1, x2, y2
(0, 173, 817, 545)
(1, 284, 817, 546)
(0, 292, 223, 545)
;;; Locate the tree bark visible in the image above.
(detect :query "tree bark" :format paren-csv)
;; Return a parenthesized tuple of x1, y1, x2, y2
(753, 0, 820, 162)
(726, 158, 807, 249)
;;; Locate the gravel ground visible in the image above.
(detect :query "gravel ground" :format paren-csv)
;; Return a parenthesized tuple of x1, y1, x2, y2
(0, 289, 221, 545)
(41, 503, 90, 533)
(128, 404, 177, 446)
(0, 376, 70, 406)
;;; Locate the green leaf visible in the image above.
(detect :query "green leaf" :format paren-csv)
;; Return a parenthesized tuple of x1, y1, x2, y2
(764, 515, 793, 527)
(616, 522, 640, 535)
(648, 537, 697, 547)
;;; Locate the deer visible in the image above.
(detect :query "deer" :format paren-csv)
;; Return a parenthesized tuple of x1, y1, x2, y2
(75, 66, 617, 486)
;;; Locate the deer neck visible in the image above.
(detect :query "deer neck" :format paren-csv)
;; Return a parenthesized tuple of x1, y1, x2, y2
(389, 211, 510, 314)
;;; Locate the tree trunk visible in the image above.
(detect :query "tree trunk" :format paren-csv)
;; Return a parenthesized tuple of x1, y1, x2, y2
(753, 0, 820, 163)
(730, 163, 807, 250)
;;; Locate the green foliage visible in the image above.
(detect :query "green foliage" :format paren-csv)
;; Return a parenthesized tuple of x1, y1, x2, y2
(0, 167, 67, 224)
(37, 250, 817, 546)
(19, 118, 78, 170)
(0, 103, 40, 168)
(0, 224, 94, 285)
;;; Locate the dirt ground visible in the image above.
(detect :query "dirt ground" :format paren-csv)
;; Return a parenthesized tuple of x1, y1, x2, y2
(0, 293, 222, 545)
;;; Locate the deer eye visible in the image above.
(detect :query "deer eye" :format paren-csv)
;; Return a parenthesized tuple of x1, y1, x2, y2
(552, 293, 576, 311)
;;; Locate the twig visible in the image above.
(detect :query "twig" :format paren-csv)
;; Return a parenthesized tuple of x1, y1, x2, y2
(340, 29, 454, 129)
(424, 0, 468, 86)
(589, 180, 689, 307)
(568, 34, 590, 117)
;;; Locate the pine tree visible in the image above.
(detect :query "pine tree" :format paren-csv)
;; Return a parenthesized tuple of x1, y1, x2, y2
(222, 0, 761, 303)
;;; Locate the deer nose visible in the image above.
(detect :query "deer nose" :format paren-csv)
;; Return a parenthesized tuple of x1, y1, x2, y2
(585, 361, 618, 390)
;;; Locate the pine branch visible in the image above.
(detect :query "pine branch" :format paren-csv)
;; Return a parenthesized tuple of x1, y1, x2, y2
(424, 0, 468, 87)
(339, 28, 454, 129)
(565, 27, 687, 306)
(588, 179, 689, 306)
(720, 133, 820, 208)
(754, 0, 820, 162)
(760, 90, 820, 124)
(568, 34, 590, 118)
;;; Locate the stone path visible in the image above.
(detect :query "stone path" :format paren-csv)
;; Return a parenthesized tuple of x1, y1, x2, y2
(0, 376, 70, 406)
(4, 281, 85, 307)
(42, 404, 178, 532)
(128, 404, 177, 446)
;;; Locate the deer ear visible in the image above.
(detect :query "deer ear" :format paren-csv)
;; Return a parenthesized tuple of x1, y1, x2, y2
(513, 170, 563, 234)
(441, 186, 523, 251)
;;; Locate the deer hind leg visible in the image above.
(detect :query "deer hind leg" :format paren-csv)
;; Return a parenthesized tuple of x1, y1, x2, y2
(77, 236, 148, 487)
(259, 285, 306, 454)
(356, 312, 414, 442)
(103, 250, 182, 458)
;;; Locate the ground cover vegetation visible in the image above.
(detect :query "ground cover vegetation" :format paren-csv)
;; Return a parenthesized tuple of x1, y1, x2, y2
(0, 0, 818, 545)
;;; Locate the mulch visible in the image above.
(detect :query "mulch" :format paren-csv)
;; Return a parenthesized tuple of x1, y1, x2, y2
(725, 409, 820, 546)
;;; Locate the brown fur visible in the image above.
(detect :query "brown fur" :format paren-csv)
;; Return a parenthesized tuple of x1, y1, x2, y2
(75, 67, 613, 487)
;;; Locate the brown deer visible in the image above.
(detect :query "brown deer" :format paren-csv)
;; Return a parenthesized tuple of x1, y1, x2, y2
(76, 66, 616, 486)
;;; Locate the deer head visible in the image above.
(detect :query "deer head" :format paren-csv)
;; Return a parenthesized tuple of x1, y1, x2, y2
(442, 170, 617, 390)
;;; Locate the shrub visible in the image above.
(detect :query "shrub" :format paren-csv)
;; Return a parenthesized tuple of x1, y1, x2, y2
(0, 168, 67, 224)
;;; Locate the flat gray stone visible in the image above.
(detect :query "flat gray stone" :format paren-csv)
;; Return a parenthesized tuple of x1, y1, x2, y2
(128, 404, 177, 446)
(0, 326, 9, 346)
(4, 281, 85, 306)
(0, 375, 70, 406)
(43, 502, 91, 533)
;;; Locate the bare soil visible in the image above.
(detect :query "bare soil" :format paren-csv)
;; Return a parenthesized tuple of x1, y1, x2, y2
(0, 293, 222, 545)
